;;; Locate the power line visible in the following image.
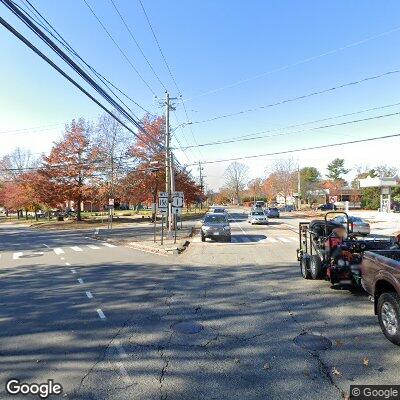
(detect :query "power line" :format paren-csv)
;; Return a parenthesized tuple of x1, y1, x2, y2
(190, 68, 400, 125)
(0, 12, 156, 152)
(19, 0, 151, 115)
(177, 109, 400, 150)
(109, 0, 167, 91)
(81, 0, 156, 96)
(138, 0, 203, 158)
(184, 25, 400, 102)
(184, 132, 400, 166)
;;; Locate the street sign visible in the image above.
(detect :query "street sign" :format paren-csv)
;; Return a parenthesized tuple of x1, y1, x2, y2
(158, 192, 168, 214)
(172, 206, 182, 215)
(172, 191, 184, 208)
(329, 196, 338, 203)
(108, 198, 114, 206)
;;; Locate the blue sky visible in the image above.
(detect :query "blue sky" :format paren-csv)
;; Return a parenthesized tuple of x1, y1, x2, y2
(1, 0, 400, 189)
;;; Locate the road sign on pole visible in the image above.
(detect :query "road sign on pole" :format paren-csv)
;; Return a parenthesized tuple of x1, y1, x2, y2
(158, 192, 168, 214)
(329, 196, 338, 203)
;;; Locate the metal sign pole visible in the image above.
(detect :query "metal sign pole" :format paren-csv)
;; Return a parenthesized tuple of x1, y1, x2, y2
(174, 211, 177, 244)
(154, 211, 157, 243)
(161, 215, 164, 245)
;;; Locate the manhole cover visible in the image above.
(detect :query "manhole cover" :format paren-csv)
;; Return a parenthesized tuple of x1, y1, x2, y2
(171, 321, 203, 334)
(294, 332, 332, 351)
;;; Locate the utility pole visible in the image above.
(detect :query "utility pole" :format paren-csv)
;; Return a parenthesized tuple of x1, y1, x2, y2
(170, 153, 175, 232)
(198, 161, 204, 209)
(297, 164, 301, 211)
(165, 91, 171, 237)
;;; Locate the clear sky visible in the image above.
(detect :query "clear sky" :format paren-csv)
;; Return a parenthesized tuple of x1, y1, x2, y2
(1, 0, 400, 190)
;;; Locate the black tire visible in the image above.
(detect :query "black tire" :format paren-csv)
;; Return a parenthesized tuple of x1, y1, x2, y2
(201, 234, 205, 242)
(377, 292, 400, 345)
(225, 236, 231, 243)
(309, 255, 323, 279)
(300, 256, 311, 279)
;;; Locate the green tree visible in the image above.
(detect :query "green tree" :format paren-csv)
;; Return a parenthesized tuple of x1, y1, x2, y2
(326, 158, 350, 180)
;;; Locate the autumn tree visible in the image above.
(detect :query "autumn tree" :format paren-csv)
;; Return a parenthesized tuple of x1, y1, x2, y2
(224, 162, 249, 204)
(40, 118, 99, 221)
(268, 158, 297, 205)
(247, 178, 264, 202)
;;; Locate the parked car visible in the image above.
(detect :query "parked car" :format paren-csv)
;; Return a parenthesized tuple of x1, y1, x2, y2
(254, 201, 265, 208)
(279, 205, 295, 212)
(361, 246, 400, 345)
(267, 207, 280, 218)
(201, 213, 231, 242)
(317, 203, 336, 211)
(248, 210, 269, 225)
(332, 215, 370, 236)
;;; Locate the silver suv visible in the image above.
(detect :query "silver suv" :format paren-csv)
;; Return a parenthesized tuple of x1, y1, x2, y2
(201, 213, 231, 242)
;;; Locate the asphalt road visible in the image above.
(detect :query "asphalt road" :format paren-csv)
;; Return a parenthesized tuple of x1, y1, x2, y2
(1, 210, 399, 400)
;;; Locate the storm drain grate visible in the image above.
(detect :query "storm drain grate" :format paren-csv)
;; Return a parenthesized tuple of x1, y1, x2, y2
(294, 332, 332, 351)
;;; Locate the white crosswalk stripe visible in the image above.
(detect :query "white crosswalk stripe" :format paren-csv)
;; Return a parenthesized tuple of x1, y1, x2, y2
(70, 246, 83, 252)
(13, 252, 23, 260)
(103, 243, 117, 248)
(87, 245, 100, 249)
(54, 247, 64, 255)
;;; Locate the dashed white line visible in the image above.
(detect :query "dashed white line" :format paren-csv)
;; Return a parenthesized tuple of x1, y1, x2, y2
(70, 246, 83, 252)
(86, 291, 93, 299)
(60, 257, 65, 260)
(71, 269, 77, 274)
(54, 248, 64, 255)
(96, 309, 106, 319)
(13, 252, 23, 260)
(77, 278, 84, 284)
(65, 262, 71, 266)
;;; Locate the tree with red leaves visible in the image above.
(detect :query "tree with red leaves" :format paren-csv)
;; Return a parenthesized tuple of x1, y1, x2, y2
(40, 119, 99, 221)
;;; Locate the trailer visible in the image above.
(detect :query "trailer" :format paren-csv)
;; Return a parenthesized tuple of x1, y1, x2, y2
(297, 212, 395, 286)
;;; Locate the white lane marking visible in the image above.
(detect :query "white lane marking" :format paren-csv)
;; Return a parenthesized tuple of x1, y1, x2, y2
(71, 269, 77, 274)
(97, 309, 106, 319)
(54, 248, 64, 255)
(289, 237, 298, 242)
(86, 291, 93, 299)
(65, 262, 71, 266)
(32, 251, 44, 255)
(278, 237, 291, 243)
(103, 243, 116, 248)
(87, 245, 100, 250)
(77, 278, 84, 284)
(60, 257, 65, 260)
(13, 252, 23, 260)
(266, 237, 279, 243)
(43, 244, 50, 248)
(71, 246, 83, 252)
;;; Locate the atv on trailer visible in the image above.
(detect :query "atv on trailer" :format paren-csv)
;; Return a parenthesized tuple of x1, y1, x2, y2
(296, 212, 394, 286)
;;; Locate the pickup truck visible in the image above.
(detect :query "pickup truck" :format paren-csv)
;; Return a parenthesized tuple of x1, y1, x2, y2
(361, 249, 400, 345)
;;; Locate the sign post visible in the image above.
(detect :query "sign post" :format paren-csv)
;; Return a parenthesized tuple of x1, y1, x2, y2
(108, 198, 114, 230)
(158, 192, 168, 245)
(172, 192, 184, 243)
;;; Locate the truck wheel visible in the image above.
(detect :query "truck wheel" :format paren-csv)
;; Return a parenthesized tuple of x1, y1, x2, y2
(377, 292, 400, 345)
(309, 255, 323, 279)
(201, 234, 205, 242)
(300, 256, 311, 279)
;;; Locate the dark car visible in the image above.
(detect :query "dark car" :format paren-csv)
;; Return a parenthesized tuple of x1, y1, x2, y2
(267, 207, 280, 218)
(212, 207, 227, 214)
(317, 203, 336, 211)
(201, 213, 231, 242)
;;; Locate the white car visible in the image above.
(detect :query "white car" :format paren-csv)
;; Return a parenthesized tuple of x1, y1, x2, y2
(248, 210, 269, 225)
(332, 215, 370, 236)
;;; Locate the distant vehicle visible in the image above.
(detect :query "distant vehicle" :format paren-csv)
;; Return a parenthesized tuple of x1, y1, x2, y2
(279, 205, 295, 212)
(254, 201, 265, 208)
(201, 213, 231, 242)
(212, 207, 227, 214)
(267, 208, 280, 218)
(248, 210, 269, 225)
(317, 203, 336, 211)
(332, 215, 370, 236)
